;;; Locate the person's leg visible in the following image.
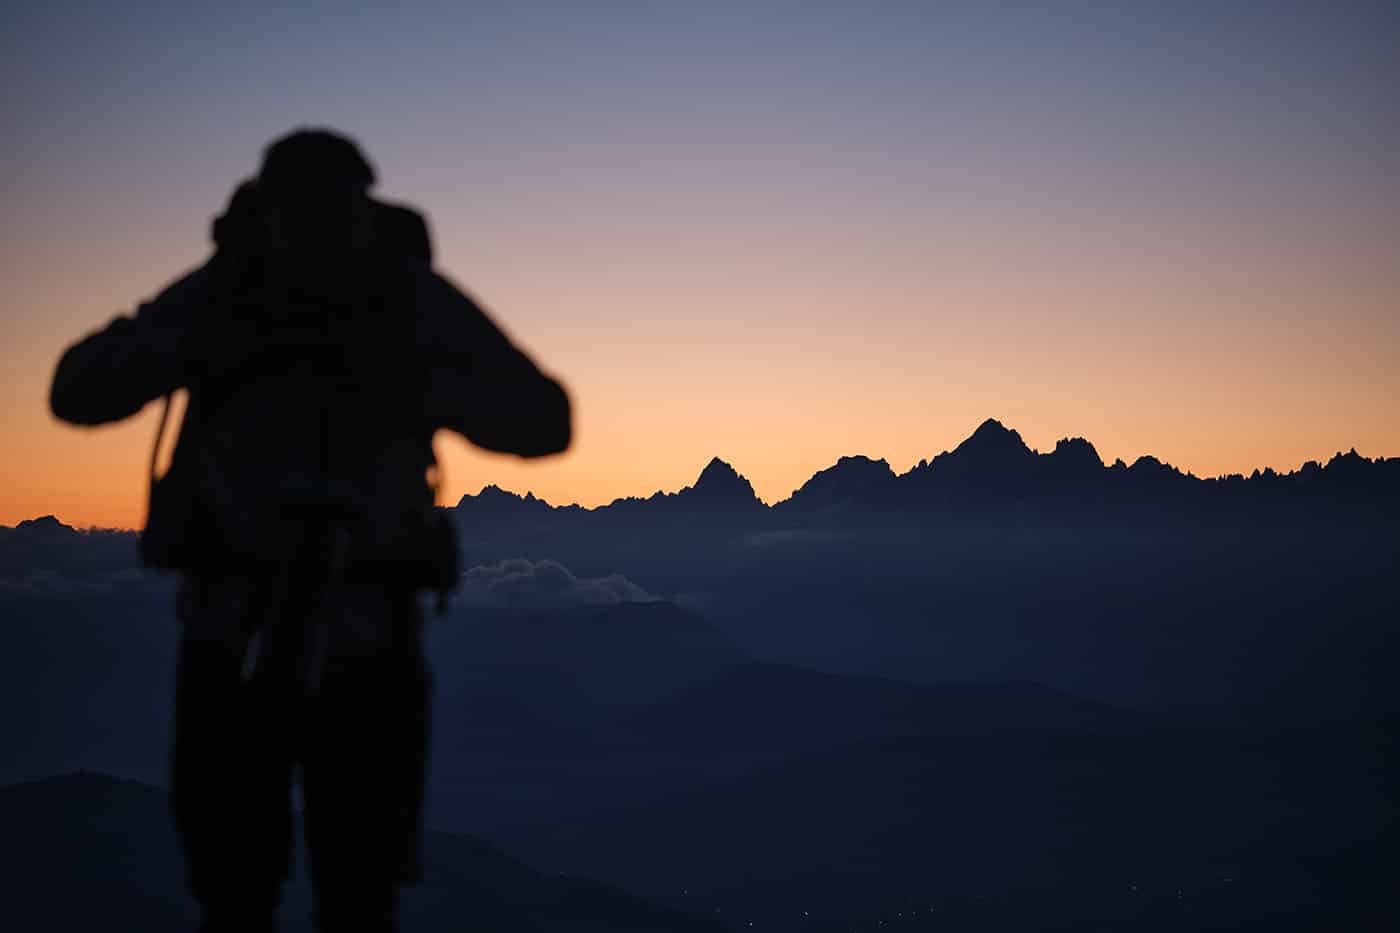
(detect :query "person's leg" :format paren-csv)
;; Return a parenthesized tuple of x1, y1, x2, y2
(169, 575, 299, 932)
(299, 584, 431, 933)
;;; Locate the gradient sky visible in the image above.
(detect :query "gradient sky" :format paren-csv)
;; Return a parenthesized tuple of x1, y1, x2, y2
(4, 1, 1397, 528)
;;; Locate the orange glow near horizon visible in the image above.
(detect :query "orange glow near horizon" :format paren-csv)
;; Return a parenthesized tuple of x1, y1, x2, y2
(5, 5, 1398, 531)
(6, 232, 1397, 530)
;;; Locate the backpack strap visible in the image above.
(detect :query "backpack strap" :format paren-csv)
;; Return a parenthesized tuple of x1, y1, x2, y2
(149, 392, 173, 487)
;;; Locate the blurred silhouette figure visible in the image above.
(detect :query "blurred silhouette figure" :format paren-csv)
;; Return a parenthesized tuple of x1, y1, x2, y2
(49, 128, 571, 932)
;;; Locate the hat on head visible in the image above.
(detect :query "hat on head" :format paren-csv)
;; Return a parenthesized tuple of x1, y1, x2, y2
(258, 128, 375, 230)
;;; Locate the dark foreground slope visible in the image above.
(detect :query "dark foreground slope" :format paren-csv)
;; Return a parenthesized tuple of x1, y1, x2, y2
(493, 721, 1399, 932)
(0, 772, 726, 933)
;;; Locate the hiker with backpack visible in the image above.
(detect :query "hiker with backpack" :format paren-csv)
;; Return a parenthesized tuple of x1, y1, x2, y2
(48, 128, 571, 932)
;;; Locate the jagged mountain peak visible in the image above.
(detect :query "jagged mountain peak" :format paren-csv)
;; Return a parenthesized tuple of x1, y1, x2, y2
(456, 484, 522, 509)
(781, 455, 896, 509)
(808, 455, 895, 482)
(960, 418, 1030, 449)
(1047, 436, 1103, 470)
(687, 457, 761, 505)
(455, 484, 557, 515)
(946, 418, 1035, 467)
(478, 484, 517, 498)
(11, 515, 78, 538)
(973, 417, 1011, 436)
(1128, 455, 1185, 478)
(697, 456, 740, 481)
(834, 454, 892, 470)
(16, 515, 70, 531)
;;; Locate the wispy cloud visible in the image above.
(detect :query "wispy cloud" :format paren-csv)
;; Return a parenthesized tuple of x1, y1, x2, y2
(459, 558, 655, 610)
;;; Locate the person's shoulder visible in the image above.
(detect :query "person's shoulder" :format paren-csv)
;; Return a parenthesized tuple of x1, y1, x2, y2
(374, 201, 432, 263)
(398, 259, 485, 315)
(165, 256, 217, 291)
(137, 256, 216, 317)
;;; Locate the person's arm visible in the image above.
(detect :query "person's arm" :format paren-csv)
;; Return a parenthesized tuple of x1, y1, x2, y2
(49, 261, 214, 426)
(413, 266, 571, 457)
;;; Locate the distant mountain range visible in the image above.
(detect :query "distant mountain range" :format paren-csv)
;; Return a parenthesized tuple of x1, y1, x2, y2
(453, 418, 1400, 526)
(3, 419, 1393, 543)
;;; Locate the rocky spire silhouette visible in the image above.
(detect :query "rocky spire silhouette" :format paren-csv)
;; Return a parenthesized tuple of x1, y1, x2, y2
(950, 418, 1035, 464)
(1047, 437, 1103, 470)
(683, 457, 762, 508)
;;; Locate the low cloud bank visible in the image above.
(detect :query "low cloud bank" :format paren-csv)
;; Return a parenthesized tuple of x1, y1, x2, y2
(0, 567, 171, 600)
(459, 558, 655, 610)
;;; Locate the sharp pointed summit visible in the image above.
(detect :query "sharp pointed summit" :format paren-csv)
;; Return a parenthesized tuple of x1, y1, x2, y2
(953, 418, 1033, 461)
(696, 456, 740, 483)
(974, 417, 1011, 436)
(686, 457, 762, 507)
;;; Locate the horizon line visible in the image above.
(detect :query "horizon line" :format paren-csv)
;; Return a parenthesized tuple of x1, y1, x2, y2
(9, 419, 1393, 533)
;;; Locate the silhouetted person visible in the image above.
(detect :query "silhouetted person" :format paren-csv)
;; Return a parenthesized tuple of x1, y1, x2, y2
(49, 128, 571, 932)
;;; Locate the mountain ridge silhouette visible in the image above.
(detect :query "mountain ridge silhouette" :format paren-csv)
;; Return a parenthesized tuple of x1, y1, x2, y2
(6, 418, 1397, 535)
(449, 417, 1399, 519)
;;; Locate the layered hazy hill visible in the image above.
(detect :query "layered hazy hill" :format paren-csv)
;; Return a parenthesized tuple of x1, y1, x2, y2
(438, 418, 1399, 719)
(3, 417, 1396, 930)
(0, 772, 725, 932)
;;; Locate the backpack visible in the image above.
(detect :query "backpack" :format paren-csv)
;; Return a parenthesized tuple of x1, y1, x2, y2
(140, 181, 459, 593)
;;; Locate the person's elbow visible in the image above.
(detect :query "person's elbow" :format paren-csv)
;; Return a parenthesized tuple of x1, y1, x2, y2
(518, 377, 572, 458)
(433, 367, 573, 456)
(48, 346, 106, 426)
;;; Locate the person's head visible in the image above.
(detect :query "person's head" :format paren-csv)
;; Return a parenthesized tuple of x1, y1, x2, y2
(257, 128, 376, 263)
